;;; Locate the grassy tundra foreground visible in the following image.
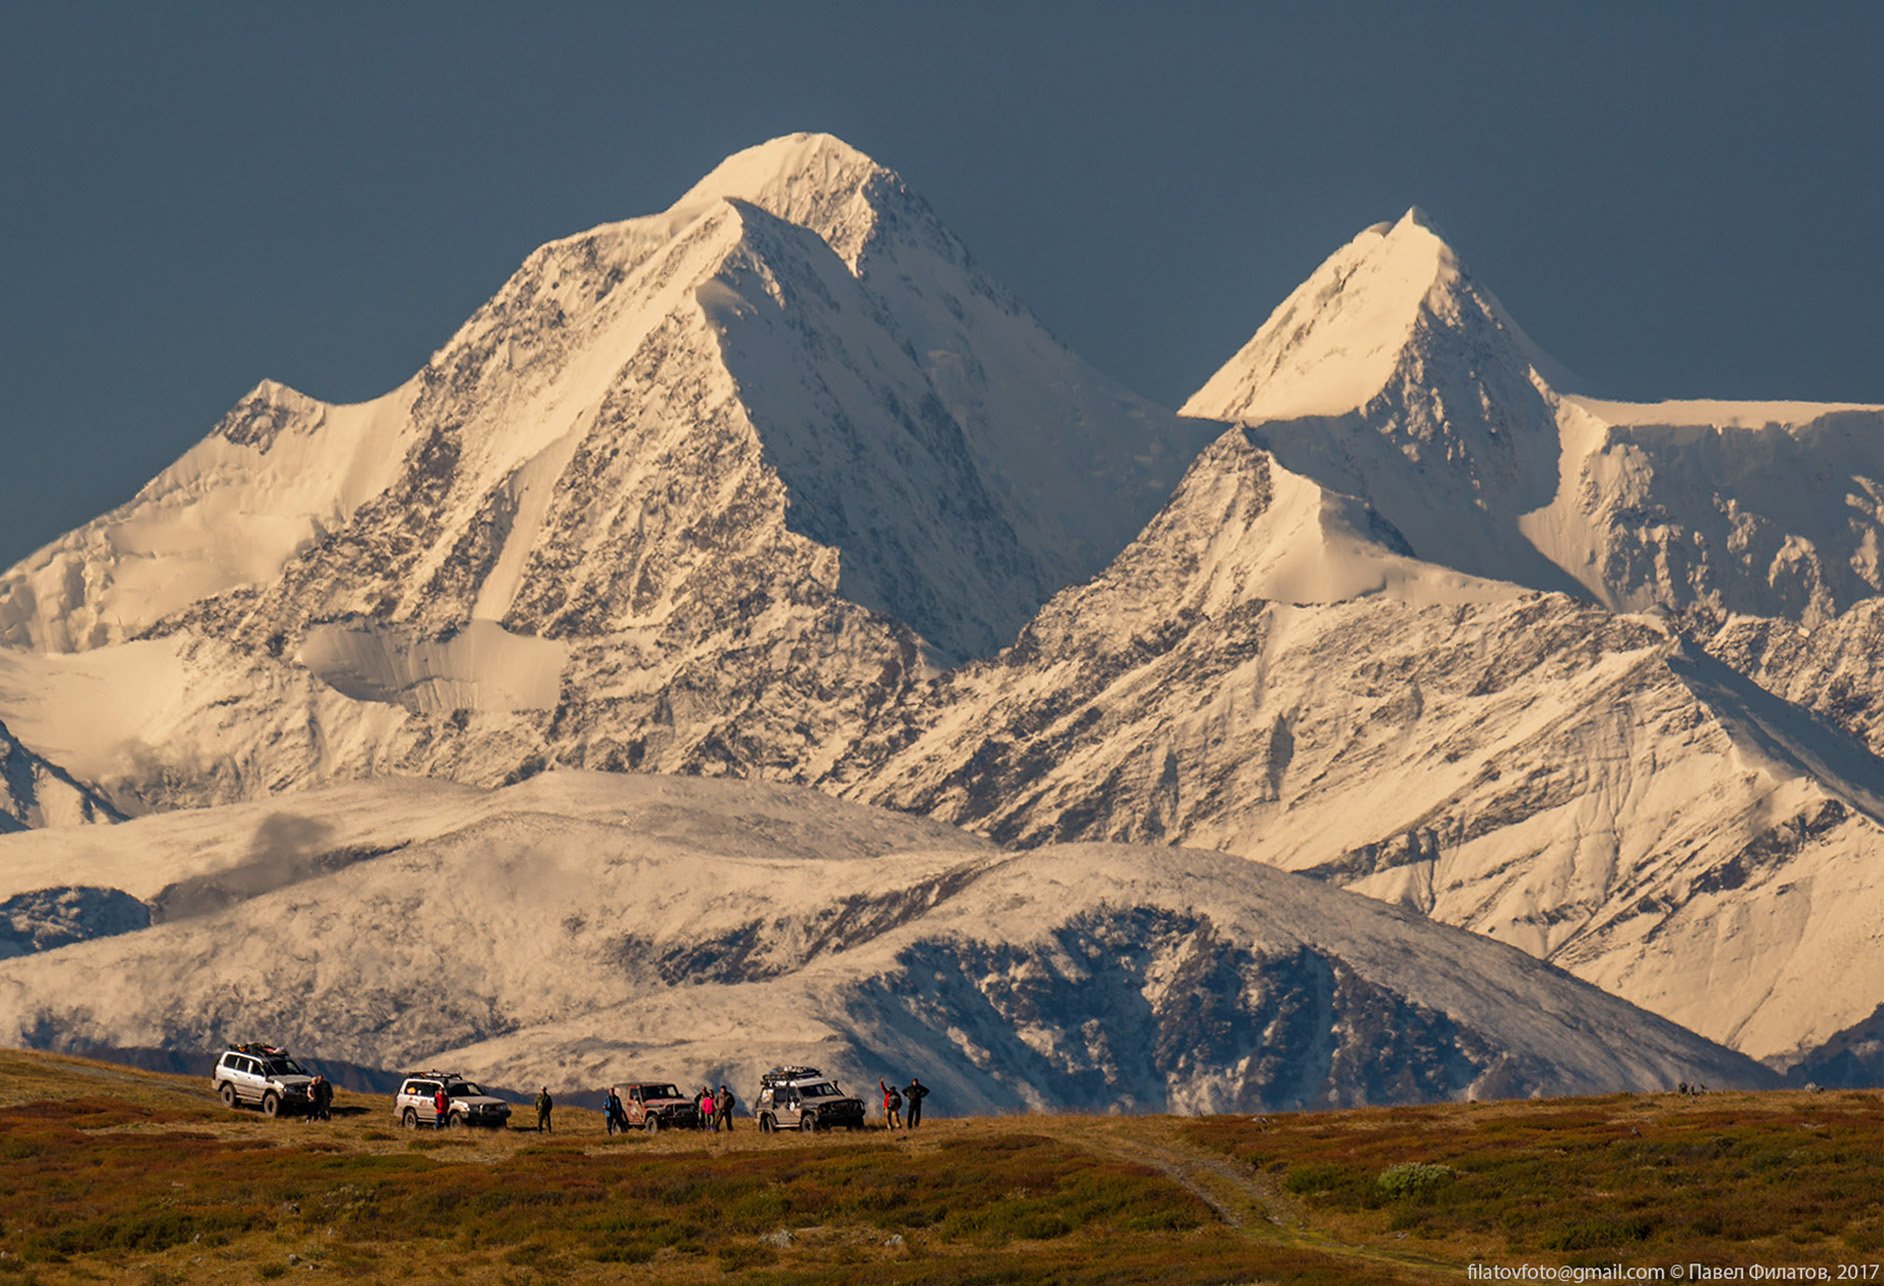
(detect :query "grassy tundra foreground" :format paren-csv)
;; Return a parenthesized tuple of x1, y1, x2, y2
(0, 1052, 1878, 1283)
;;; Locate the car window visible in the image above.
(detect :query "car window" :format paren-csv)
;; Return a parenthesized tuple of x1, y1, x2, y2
(447, 1083, 481, 1097)
(803, 1082, 839, 1097)
(400, 1081, 421, 1096)
(263, 1058, 305, 1076)
(651, 1084, 682, 1100)
(238, 1057, 257, 1075)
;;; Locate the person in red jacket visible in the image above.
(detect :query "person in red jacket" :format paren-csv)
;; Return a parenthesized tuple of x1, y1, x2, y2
(879, 1078, 903, 1130)
(433, 1085, 450, 1130)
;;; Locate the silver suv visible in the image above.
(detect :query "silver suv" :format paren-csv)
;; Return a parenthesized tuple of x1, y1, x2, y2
(753, 1066, 866, 1133)
(213, 1043, 314, 1117)
(393, 1072, 512, 1129)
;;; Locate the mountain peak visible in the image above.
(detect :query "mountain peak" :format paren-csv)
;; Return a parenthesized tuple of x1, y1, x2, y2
(1182, 211, 1470, 425)
(666, 133, 910, 269)
(1181, 204, 1573, 429)
(681, 133, 886, 202)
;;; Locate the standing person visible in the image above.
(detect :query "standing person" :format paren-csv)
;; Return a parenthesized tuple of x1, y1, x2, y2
(903, 1077, 927, 1129)
(714, 1084, 735, 1133)
(301, 1075, 323, 1123)
(314, 1075, 333, 1122)
(603, 1087, 620, 1135)
(536, 1086, 554, 1134)
(879, 1079, 903, 1130)
(433, 1084, 450, 1130)
(698, 1086, 715, 1130)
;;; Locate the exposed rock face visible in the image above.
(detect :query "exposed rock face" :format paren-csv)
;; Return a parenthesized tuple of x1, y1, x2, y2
(1785, 1004, 1884, 1089)
(0, 886, 148, 958)
(0, 717, 120, 833)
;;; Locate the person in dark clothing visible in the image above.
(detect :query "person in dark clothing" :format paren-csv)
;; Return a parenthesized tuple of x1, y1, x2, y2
(903, 1078, 927, 1129)
(536, 1086, 554, 1133)
(302, 1075, 332, 1122)
(604, 1087, 624, 1135)
(714, 1085, 734, 1132)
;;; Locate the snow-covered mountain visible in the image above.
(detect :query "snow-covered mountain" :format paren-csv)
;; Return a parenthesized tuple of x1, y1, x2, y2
(0, 134, 1199, 807)
(0, 772, 1771, 1110)
(841, 428, 1884, 1063)
(1, 162, 1879, 1096)
(1184, 209, 1884, 628)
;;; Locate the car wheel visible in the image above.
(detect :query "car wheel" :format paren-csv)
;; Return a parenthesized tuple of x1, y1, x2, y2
(219, 1082, 237, 1109)
(403, 1109, 418, 1130)
(799, 1114, 817, 1133)
(446, 1112, 464, 1130)
(261, 1092, 281, 1118)
(645, 1115, 661, 1132)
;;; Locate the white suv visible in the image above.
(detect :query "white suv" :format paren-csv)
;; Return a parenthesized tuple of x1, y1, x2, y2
(393, 1072, 512, 1129)
(213, 1044, 314, 1117)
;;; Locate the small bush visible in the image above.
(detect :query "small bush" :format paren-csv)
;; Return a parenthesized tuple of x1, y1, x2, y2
(1376, 1163, 1455, 1201)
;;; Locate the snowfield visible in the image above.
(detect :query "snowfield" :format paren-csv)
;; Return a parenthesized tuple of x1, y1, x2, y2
(0, 772, 1770, 1110)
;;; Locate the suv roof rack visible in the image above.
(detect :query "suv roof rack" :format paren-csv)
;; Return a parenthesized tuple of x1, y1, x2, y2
(404, 1070, 460, 1082)
(227, 1042, 290, 1057)
(761, 1065, 824, 1085)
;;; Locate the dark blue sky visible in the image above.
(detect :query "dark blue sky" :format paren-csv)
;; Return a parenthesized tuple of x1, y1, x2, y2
(4, 3, 1881, 568)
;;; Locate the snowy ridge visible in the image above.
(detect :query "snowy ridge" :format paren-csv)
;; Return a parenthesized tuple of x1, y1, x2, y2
(0, 717, 121, 833)
(1185, 210, 1884, 629)
(0, 379, 422, 651)
(0, 773, 1770, 1111)
(842, 422, 1884, 1061)
(1525, 397, 1884, 626)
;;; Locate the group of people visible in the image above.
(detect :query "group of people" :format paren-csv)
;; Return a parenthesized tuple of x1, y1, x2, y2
(878, 1077, 928, 1129)
(531, 1075, 931, 1134)
(298, 1074, 334, 1122)
(694, 1085, 736, 1132)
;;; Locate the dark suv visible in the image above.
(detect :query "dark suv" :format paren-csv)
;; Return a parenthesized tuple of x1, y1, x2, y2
(620, 1082, 701, 1131)
(753, 1066, 866, 1133)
